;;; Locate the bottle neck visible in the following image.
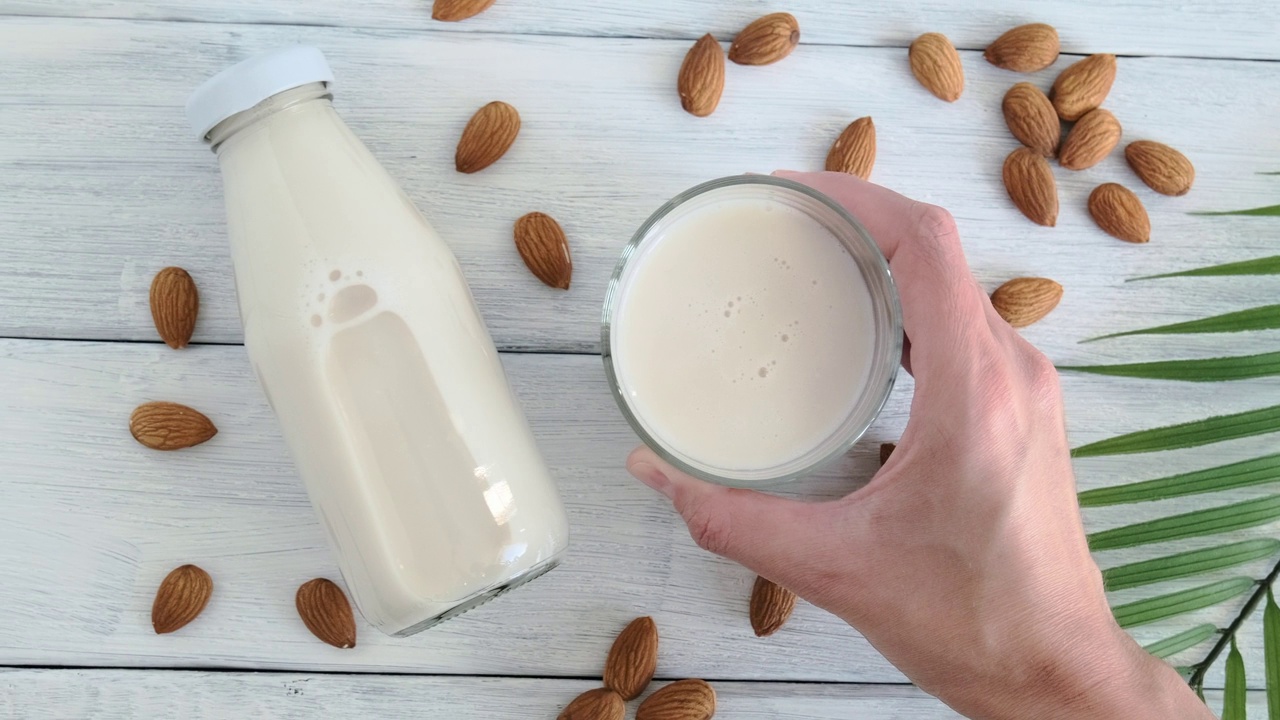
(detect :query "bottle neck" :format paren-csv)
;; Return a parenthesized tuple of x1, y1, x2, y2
(206, 82, 334, 152)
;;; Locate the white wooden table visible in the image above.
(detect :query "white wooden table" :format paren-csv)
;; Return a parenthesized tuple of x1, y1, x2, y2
(2, 1, 1279, 717)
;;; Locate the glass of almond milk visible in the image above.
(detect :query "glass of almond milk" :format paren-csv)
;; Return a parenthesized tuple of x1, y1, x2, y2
(603, 176, 902, 486)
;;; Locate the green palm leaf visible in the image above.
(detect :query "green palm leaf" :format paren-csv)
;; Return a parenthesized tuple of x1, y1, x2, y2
(1268, 588, 1280, 720)
(1225, 637, 1248, 719)
(1084, 304, 1280, 342)
(1130, 255, 1280, 281)
(1059, 351, 1280, 382)
(1103, 540, 1280, 591)
(1113, 577, 1254, 628)
(1087, 495, 1280, 551)
(1078, 454, 1280, 506)
(1193, 204, 1280, 217)
(1144, 624, 1219, 659)
(1071, 403, 1280, 457)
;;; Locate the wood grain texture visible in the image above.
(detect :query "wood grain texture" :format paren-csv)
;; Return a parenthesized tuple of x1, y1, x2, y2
(0, 19, 1278, 353)
(4, 339, 1280, 687)
(3, 0, 1278, 60)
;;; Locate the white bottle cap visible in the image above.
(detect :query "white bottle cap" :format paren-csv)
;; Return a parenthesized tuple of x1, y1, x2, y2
(186, 46, 334, 141)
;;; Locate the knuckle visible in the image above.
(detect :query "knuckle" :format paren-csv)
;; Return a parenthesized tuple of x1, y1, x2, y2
(682, 495, 735, 556)
(913, 203, 959, 242)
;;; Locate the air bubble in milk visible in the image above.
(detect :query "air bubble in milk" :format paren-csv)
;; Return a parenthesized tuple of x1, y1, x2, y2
(329, 269, 341, 281)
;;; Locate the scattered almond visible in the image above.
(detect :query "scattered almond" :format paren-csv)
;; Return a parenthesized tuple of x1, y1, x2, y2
(749, 576, 797, 637)
(1002, 83, 1060, 157)
(432, 0, 495, 22)
(1050, 54, 1116, 121)
(908, 32, 964, 102)
(455, 101, 520, 173)
(729, 13, 800, 66)
(1059, 108, 1122, 170)
(1125, 140, 1195, 196)
(149, 267, 198, 349)
(603, 616, 659, 701)
(991, 277, 1064, 328)
(1002, 147, 1058, 227)
(558, 688, 625, 720)
(679, 34, 725, 117)
(152, 564, 213, 634)
(130, 401, 217, 451)
(984, 23, 1060, 73)
(636, 679, 716, 720)
(514, 212, 573, 290)
(1088, 183, 1150, 243)
(295, 578, 357, 649)
(825, 117, 876, 180)
(879, 442, 896, 466)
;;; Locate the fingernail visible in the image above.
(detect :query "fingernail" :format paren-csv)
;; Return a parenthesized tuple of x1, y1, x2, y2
(629, 461, 675, 499)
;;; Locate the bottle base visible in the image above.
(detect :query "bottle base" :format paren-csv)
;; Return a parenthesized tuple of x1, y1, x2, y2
(390, 556, 563, 637)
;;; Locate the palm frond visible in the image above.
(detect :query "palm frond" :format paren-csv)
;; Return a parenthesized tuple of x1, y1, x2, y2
(1112, 577, 1254, 628)
(1224, 637, 1248, 719)
(1083, 304, 1280, 343)
(1192, 204, 1280, 216)
(1071, 403, 1280, 457)
(1078, 453, 1280, 506)
(1102, 540, 1280, 591)
(1144, 624, 1219, 659)
(1087, 495, 1280, 550)
(1130, 255, 1280, 281)
(1059, 351, 1280, 382)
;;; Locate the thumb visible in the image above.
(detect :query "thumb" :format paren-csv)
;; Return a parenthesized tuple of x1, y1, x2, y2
(626, 446, 832, 585)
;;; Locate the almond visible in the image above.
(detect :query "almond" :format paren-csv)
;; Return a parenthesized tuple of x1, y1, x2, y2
(130, 401, 217, 450)
(1125, 140, 1195, 196)
(825, 117, 876, 180)
(984, 23, 1060, 73)
(908, 32, 964, 102)
(152, 564, 213, 634)
(558, 688, 625, 720)
(1002, 147, 1058, 227)
(1088, 183, 1150, 243)
(603, 616, 659, 700)
(749, 576, 797, 637)
(879, 442, 896, 466)
(729, 13, 800, 66)
(455, 101, 520, 173)
(295, 578, 357, 649)
(149, 267, 198, 349)
(1002, 83, 1060, 157)
(1050, 54, 1116, 121)
(991, 277, 1063, 328)
(678, 34, 725, 117)
(514, 212, 572, 290)
(1059, 108, 1122, 170)
(432, 0, 495, 22)
(636, 679, 716, 720)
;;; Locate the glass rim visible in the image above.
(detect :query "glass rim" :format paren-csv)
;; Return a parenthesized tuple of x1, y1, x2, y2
(601, 175, 903, 487)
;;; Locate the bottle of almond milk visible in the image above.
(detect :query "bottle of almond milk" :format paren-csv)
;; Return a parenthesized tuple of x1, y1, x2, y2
(186, 47, 569, 635)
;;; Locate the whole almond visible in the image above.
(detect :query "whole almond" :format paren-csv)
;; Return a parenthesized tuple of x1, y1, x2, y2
(1002, 83, 1060, 157)
(130, 401, 217, 450)
(636, 679, 716, 720)
(603, 616, 659, 700)
(1002, 147, 1058, 227)
(296, 578, 357, 649)
(1125, 140, 1195, 196)
(149, 267, 198, 349)
(991, 277, 1063, 328)
(432, 0, 495, 21)
(152, 564, 213, 634)
(1051, 54, 1116, 121)
(514, 212, 572, 290)
(455, 101, 520, 173)
(729, 13, 800, 66)
(984, 23, 1060, 72)
(825, 117, 876, 180)
(1059, 108, 1122, 170)
(678, 34, 725, 117)
(558, 688, 625, 720)
(749, 576, 798, 637)
(879, 442, 896, 466)
(908, 32, 964, 102)
(1088, 183, 1150, 243)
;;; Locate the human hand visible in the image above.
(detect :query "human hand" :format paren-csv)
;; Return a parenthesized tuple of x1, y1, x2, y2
(625, 171, 1212, 720)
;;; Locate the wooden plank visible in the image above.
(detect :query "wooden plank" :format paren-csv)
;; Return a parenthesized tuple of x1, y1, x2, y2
(2, 0, 1278, 60)
(4, 339, 1280, 682)
(1, 19, 1279, 353)
(1, 671, 971, 719)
